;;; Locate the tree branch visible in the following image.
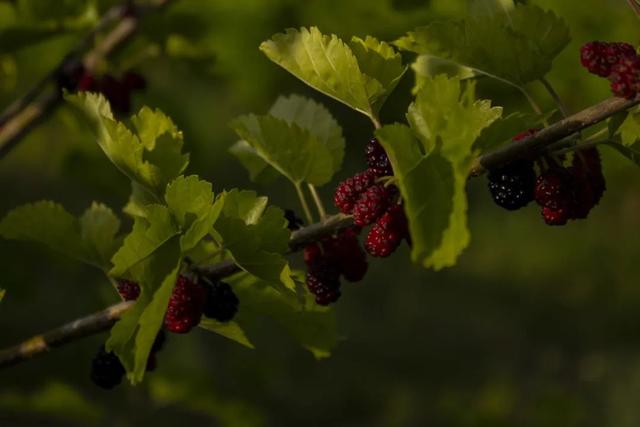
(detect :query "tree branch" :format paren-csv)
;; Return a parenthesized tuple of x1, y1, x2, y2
(0, 301, 133, 368)
(0, 213, 353, 369)
(0, 0, 173, 159)
(2, 95, 639, 367)
(470, 95, 640, 176)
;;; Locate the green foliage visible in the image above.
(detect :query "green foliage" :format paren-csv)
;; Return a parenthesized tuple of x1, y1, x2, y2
(231, 117, 332, 186)
(0, 201, 121, 270)
(66, 92, 189, 200)
(377, 75, 501, 270)
(394, 4, 570, 88)
(606, 108, 640, 168)
(107, 240, 181, 384)
(199, 318, 255, 349)
(260, 27, 404, 124)
(213, 190, 294, 290)
(230, 94, 345, 187)
(227, 272, 338, 359)
(474, 112, 543, 153)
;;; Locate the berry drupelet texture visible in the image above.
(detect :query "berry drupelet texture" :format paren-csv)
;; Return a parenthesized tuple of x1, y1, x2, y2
(305, 249, 342, 306)
(487, 159, 536, 211)
(365, 138, 393, 177)
(580, 41, 637, 77)
(203, 281, 239, 322)
(534, 169, 574, 225)
(322, 227, 368, 283)
(164, 275, 207, 334)
(365, 205, 408, 258)
(352, 184, 396, 226)
(334, 169, 376, 214)
(90, 346, 126, 389)
(116, 279, 140, 301)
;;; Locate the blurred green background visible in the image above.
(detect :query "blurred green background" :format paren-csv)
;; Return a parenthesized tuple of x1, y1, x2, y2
(2, 0, 640, 425)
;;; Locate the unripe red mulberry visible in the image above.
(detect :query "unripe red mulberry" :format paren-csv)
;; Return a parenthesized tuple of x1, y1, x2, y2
(164, 275, 206, 334)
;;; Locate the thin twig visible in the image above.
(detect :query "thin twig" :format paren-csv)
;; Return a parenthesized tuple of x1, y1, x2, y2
(0, 0, 173, 159)
(307, 184, 327, 220)
(294, 183, 314, 224)
(0, 302, 133, 368)
(539, 77, 570, 118)
(626, 0, 640, 18)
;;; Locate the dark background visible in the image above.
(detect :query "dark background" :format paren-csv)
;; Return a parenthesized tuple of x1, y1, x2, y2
(2, 0, 640, 425)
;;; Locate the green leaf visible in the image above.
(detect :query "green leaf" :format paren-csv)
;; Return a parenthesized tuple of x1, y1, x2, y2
(199, 319, 255, 349)
(411, 54, 476, 94)
(260, 28, 404, 121)
(348, 36, 407, 114)
(107, 237, 181, 384)
(229, 272, 338, 359)
(394, 4, 570, 86)
(603, 141, 640, 167)
(165, 175, 214, 226)
(0, 201, 85, 262)
(260, 27, 372, 116)
(377, 76, 501, 270)
(66, 92, 189, 199)
(0, 289, 5, 302)
(230, 114, 334, 186)
(164, 175, 225, 252)
(474, 112, 542, 153)
(269, 94, 345, 175)
(0, 201, 121, 270)
(612, 106, 640, 146)
(79, 203, 122, 269)
(214, 190, 293, 289)
(110, 205, 178, 277)
(123, 182, 158, 219)
(228, 140, 280, 185)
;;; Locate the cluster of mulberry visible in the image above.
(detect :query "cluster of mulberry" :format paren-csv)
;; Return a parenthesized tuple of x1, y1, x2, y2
(303, 138, 409, 306)
(488, 130, 605, 225)
(581, 41, 640, 99)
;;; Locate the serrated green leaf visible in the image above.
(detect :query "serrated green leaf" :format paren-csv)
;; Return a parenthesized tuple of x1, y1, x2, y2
(123, 182, 157, 219)
(269, 94, 345, 174)
(228, 140, 280, 185)
(110, 205, 178, 277)
(0, 201, 85, 261)
(164, 175, 224, 252)
(0, 201, 121, 270)
(604, 141, 640, 167)
(612, 107, 640, 146)
(107, 237, 181, 384)
(79, 202, 121, 269)
(260, 27, 372, 117)
(378, 76, 501, 270)
(228, 272, 337, 359)
(199, 319, 255, 349)
(474, 112, 542, 153)
(394, 4, 570, 86)
(214, 190, 293, 289)
(165, 175, 214, 227)
(411, 54, 476, 94)
(348, 36, 407, 114)
(230, 114, 334, 186)
(65, 92, 189, 199)
(221, 190, 268, 225)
